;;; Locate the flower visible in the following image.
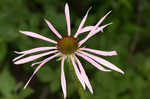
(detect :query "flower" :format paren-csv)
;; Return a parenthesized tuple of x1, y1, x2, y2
(13, 3, 124, 99)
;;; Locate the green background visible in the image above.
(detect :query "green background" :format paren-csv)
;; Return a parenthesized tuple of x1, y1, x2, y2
(0, 0, 150, 99)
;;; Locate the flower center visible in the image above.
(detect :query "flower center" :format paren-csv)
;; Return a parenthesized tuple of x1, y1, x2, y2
(57, 36, 78, 54)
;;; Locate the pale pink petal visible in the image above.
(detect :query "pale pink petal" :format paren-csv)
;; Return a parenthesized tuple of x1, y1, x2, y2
(78, 10, 112, 47)
(75, 23, 111, 38)
(13, 54, 25, 62)
(76, 52, 111, 72)
(19, 31, 57, 44)
(77, 26, 93, 34)
(13, 47, 56, 62)
(94, 11, 112, 30)
(14, 50, 58, 64)
(93, 22, 112, 33)
(70, 55, 86, 89)
(74, 7, 92, 38)
(44, 19, 62, 39)
(31, 62, 42, 67)
(61, 56, 67, 99)
(24, 53, 60, 89)
(79, 23, 112, 47)
(74, 55, 93, 94)
(77, 7, 92, 32)
(80, 48, 117, 56)
(74, 26, 94, 38)
(14, 47, 57, 54)
(79, 51, 124, 74)
(65, 3, 71, 36)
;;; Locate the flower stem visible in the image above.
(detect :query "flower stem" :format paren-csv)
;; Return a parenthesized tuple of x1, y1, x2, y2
(68, 56, 86, 99)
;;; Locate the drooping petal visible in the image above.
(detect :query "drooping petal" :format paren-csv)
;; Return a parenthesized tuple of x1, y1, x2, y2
(44, 19, 62, 39)
(24, 53, 60, 89)
(93, 22, 112, 33)
(79, 51, 124, 74)
(19, 31, 57, 44)
(70, 55, 86, 90)
(14, 50, 58, 64)
(78, 11, 112, 47)
(74, 7, 92, 38)
(14, 47, 57, 54)
(74, 55, 93, 94)
(76, 52, 111, 72)
(77, 26, 94, 35)
(61, 56, 67, 99)
(65, 3, 71, 36)
(80, 48, 117, 56)
(79, 23, 112, 47)
(74, 26, 94, 38)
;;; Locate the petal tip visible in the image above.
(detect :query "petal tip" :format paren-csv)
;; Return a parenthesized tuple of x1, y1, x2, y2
(19, 30, 27, 34)
(120, 70, 125, 74)
(44, 18, 49, 23)
(108, 10, 112, 13)
(23, 86, 26, 89)
(91, 90, 94, 94)
(44, 18, 47, 22)
(19, 30, 23, 33)
(113, 51, 117, 55)
(88, 6, 92, 11)
(14, 61, 18, 65)
(65, 3, 69, 9)
(14, 51, 20, 54)
(65, 3, 69, 6)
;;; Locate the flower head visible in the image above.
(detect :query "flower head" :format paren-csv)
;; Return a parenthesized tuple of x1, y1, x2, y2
(13, 3, 124, 99)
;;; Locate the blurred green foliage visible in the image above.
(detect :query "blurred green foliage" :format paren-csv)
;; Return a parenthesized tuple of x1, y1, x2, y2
(0, 0, 150, 99)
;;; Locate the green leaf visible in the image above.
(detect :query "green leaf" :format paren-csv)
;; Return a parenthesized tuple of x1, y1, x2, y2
(37, 66, 54, 82)
(0, 38, 7, 63)
(18, 87, 34, 99)
(0, 66, 16, 95)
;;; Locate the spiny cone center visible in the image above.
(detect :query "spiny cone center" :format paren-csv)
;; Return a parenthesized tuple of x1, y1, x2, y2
(57, 36, 78, 54)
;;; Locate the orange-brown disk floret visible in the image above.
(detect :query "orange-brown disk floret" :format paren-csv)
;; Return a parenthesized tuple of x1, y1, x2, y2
(57, 36, 78, 54)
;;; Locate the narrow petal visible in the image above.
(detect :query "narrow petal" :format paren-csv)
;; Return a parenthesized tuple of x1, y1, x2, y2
(13, 47, 57, 62)
(77, 26, 94, 34)
(74, 26, 94, 38)
(78, 11, 112, 47)
(74, 7, 92, 38)
(80, 48, 117, 56)
(61, 56, 67, 99)
(94, 11, 112, 30)
(65, 3, 71, 36)
(19, 31, 57, 44)
(79, 51, 124, 74)
(70, 55, 86, 89)
(31, 62, 42, 67)
(76, 52, 111, 72)
(93, 22, 112, 33)
(79, 23, 112, 47)
(14, 47, 57, 54)
(31, 53, 61, 67)
(14, 50, 58, 64)
(44, 19, 62, 39)
(74, 55, 93, 94)
(24, 53, 60, 89)
(13, 54, 25, 62)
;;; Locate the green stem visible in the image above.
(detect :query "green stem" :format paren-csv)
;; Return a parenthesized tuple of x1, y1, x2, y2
(68, 56, 86, 99)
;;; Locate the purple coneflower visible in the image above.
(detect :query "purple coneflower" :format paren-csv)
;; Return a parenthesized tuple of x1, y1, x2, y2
(13, 3, 124, 99)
